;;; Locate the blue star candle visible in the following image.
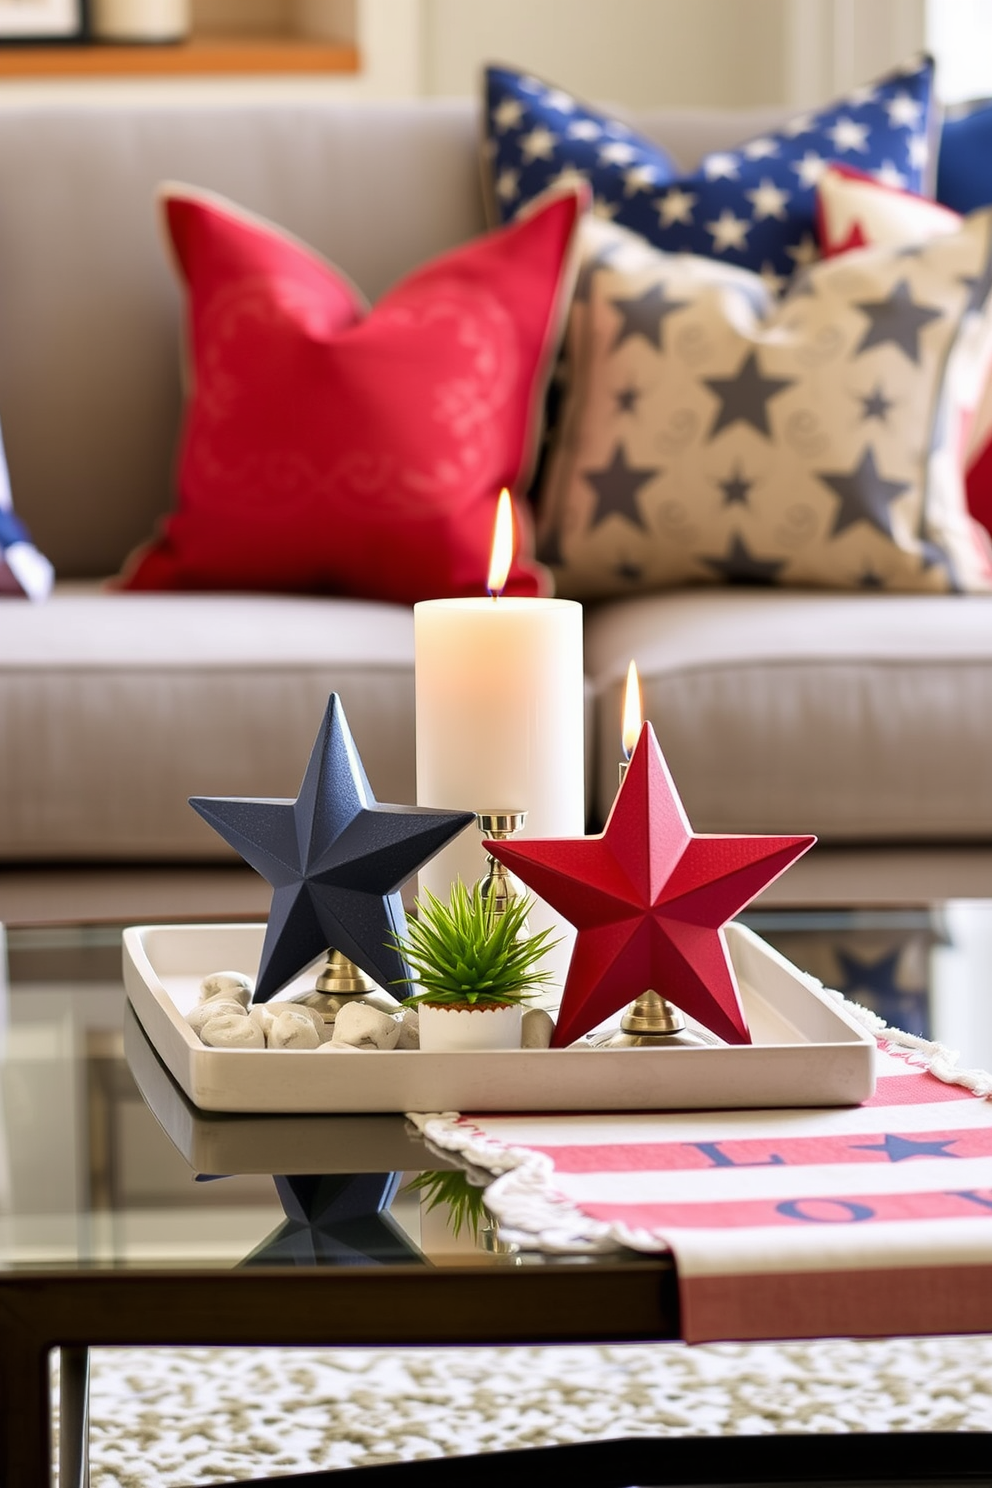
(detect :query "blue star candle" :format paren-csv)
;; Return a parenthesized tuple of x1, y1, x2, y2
(414, 490, 584, 995)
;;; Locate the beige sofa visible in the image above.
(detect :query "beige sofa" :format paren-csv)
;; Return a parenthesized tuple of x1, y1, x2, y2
(2, 95, 991, 926)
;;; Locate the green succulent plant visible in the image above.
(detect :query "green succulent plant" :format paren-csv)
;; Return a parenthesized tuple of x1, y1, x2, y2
(389, 879, 558, 1008)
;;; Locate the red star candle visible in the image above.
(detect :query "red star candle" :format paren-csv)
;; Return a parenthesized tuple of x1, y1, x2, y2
(414, 490, 585, 992)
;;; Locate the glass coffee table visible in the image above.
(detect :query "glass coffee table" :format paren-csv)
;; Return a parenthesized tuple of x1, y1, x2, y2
(1, 904, 991, 1488)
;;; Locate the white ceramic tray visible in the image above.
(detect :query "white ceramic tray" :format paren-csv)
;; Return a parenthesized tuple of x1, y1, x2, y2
(122, 922, 876, 1113)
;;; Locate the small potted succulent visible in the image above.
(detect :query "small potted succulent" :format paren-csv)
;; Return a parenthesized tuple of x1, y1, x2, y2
(391, 880, 558, 1051)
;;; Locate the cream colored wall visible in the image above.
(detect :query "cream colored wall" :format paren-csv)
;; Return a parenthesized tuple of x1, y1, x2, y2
(416, 0, 932, 107)
(784, 0, 926, 107)
(420, 0, 788, 108)
(351, 0, 930, 107)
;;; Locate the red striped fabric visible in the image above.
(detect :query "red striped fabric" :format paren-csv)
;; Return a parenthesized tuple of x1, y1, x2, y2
(521, 1126, 992, 1172)
(433, 1041, 992, 1344)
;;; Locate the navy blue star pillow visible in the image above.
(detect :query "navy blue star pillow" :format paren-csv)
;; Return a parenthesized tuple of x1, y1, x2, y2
(484, 56, 936, 288)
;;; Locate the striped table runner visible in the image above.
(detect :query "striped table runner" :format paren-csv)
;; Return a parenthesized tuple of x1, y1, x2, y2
(415, 1028, 992, 1343)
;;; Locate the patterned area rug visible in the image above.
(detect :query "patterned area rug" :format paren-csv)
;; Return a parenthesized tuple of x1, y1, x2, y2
(58, 1337, 992, 1486)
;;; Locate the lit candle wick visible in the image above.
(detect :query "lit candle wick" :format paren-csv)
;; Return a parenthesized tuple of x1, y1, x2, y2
(619, 659, 642, 784)
(487, 487, 514, 599)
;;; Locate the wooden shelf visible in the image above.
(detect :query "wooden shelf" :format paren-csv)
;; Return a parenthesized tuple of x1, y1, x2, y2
(0, 35, 360, 77)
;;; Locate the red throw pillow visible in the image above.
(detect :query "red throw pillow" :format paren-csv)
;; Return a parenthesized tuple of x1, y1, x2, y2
(119, 184, 584, 602)
(816, 164, 992, 539)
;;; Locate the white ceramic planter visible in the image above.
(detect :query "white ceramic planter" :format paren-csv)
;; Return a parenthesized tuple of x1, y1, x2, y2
(417, 1002, 523, 1053)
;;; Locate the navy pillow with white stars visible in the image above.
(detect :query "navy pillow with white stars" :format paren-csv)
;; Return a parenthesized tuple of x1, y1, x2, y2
(484, 57, 936, 290)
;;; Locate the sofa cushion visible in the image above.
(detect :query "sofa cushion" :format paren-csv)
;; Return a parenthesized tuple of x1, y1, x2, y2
(119, 183, 582, 604)
(816, 165, 992, 542)
(483, 56, 937, 286)
(584, 588, 992, 841)
(0, 583, 600, 862)
(0, 585, 417, 860)
(535, 210, 992, 599)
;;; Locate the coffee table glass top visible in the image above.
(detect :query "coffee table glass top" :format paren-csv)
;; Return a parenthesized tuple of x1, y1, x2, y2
(0, 922, 652, 1278)
(3, 901, 991, 1278)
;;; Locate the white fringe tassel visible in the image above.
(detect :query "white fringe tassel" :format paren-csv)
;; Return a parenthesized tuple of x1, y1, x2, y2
(819, 980, 992, 1099)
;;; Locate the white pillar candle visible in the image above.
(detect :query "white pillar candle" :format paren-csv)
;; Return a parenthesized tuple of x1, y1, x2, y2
(414, 594, 585, 997)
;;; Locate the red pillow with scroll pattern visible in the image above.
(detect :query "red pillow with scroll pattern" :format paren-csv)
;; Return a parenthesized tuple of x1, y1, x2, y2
(119, 184, 584, 603)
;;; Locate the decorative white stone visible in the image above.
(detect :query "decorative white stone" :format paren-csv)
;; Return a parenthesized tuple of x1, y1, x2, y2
(265, 1010, 322, 1050)
(283, 1002, 327, 1035)
(317, 1040, 362, 1053)
(332, 1001, 404, 1050)
(395, 1007, 420, 1049)
(199, 971, 254, 1007)
(187, 1000, 247, 1035)
(521, 1007, 555, 1049)
(247, 1005, 275, 1038)
(200, 1012, 265, 1048)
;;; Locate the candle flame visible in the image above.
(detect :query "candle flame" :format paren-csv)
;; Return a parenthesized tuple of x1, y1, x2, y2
(622, 660, 642, 760)
(487, 488, 514, 597)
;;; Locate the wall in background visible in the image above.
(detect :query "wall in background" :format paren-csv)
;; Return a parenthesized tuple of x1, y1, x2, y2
(784, 0, 926, 107)
(419, 0, 788, 109)
(358, 0, 940, 108)
(415, 0, 935, 108)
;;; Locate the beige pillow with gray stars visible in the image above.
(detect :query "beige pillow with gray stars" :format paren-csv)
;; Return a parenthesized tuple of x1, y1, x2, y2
(536, 214, 992, 597)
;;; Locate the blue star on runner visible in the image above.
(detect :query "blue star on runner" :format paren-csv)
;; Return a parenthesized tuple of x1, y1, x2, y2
(850, 1134, 961, 1162)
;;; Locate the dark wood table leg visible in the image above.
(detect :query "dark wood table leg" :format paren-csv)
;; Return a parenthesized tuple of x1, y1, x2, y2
(59, 1345, 90, 1488)
(0, 1331, 53, 1488)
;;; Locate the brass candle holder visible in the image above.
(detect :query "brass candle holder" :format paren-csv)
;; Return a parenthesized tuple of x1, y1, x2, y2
(587, 988, 685, 1046)
(586, 988, 724, 1048)
(294, 947, 399, 1025)
(475, 809, 528, 924)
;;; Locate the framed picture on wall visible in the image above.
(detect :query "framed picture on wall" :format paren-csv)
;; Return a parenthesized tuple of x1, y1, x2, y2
(0, 0, 86, 41)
